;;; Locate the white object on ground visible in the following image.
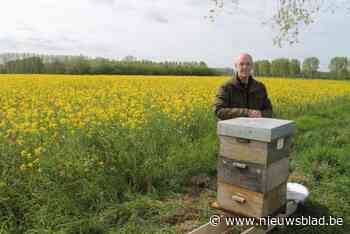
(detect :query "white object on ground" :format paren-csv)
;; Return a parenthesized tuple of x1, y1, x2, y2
(287, 182, 309, 203)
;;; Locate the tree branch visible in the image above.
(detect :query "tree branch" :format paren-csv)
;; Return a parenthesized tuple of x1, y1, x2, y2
(207, 0, 350, 47)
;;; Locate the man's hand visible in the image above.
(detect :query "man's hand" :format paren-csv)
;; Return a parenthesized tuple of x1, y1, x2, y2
(248, 109, 262, 118)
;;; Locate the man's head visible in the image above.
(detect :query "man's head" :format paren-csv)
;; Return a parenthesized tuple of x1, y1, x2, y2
(234, 53, 253, 82)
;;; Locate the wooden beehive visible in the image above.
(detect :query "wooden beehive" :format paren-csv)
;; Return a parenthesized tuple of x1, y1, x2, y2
(217, 117, 295, 218)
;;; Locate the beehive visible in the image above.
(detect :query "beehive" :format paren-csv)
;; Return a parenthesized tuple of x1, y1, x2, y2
(217, 117, 295, 218)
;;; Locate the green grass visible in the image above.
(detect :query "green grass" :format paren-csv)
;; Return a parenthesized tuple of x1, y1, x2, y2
(0, 96, 350, 233)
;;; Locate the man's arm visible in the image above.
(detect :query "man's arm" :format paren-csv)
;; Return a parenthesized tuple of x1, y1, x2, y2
(260, 85, 273, 118)
(213, 85, 248, 120)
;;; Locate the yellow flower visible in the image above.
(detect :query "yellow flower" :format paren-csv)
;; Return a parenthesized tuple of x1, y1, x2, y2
(19, 164, 27, 171)
(0, 74, 349, 146)
(21, 150, 27, 157)
(34, 147, 43, 156)
(33, 158, 40, 164)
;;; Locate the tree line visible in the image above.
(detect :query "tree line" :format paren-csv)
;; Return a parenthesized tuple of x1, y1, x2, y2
(253, 57, 350, 80)
(0, 53, 225, 76)
(0, 53, 349, 79)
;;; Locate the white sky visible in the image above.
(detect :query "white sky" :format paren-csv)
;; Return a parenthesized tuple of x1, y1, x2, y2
(0, 0, 349, 70)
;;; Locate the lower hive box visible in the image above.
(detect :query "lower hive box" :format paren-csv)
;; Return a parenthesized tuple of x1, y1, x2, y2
(217, 180, 287, 218)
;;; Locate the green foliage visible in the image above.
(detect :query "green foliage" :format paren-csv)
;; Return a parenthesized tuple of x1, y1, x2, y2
(302, 57, 320, 78)
(209, 1, 347, 47)
(289, 59, 301, 76)
(271, 58, 292, 77)
(254, 58, 302, 77)
(1, 53, 350, 80)
(2, 56, 44, 74)
(0, 53, 219, 76)
(0, 106, 218, 233)
(329, 57, 349, 80)
(254, 60, 271, 76)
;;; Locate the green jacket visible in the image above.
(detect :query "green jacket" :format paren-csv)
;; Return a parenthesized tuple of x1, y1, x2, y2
(213, 75, 273, 120)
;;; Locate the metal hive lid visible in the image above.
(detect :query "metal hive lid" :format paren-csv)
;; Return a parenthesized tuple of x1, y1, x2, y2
(217, 117, 295, 142)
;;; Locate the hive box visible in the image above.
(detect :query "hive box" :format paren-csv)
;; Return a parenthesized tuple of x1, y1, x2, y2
(217, 117, 295, 218)
(217, 156, 289, 193)
(218, 118, 294, 165)
(217, 181, 287, 218)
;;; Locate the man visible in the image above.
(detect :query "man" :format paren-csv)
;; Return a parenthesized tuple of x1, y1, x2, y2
(213, 53, 273, 120)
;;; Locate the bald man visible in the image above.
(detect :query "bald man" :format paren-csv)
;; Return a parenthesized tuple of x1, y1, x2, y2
(213, 53, 273, 120)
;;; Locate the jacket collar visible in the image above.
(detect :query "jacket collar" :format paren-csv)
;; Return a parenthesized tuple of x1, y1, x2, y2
(231, 73, 260, 93)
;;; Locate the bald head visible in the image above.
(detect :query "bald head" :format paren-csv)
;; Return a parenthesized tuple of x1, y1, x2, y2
(234, 53, 253, 82)
(235, 53, 253, 64)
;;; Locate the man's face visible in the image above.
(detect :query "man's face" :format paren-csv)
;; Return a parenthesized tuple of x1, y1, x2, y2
(234, 55, 253, 81)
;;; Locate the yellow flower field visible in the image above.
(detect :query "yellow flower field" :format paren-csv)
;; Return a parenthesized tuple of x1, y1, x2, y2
(1, 74, 349, 134)
(1, 74, 350, 233)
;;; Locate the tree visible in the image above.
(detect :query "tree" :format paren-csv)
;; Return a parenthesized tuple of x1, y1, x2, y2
(258, 60, 271, 76)
(0, 52, 227, 76)
(289, 59, 301, 77)
(64, 56, 90, 74)
(44, 58, 66, 74)
(329, 57, 348, 79)
(302, 57, 320, 78)
(3, 56, 44, 74)
(208, 0, 350, 47)
(123, 55, 137, 62)
(253, 61, 260, 76)
(271, 58, 290, 77)
(90, 58, 114, 74)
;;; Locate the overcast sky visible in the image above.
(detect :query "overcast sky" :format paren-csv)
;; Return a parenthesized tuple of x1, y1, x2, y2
(0, 0, 349, 70)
